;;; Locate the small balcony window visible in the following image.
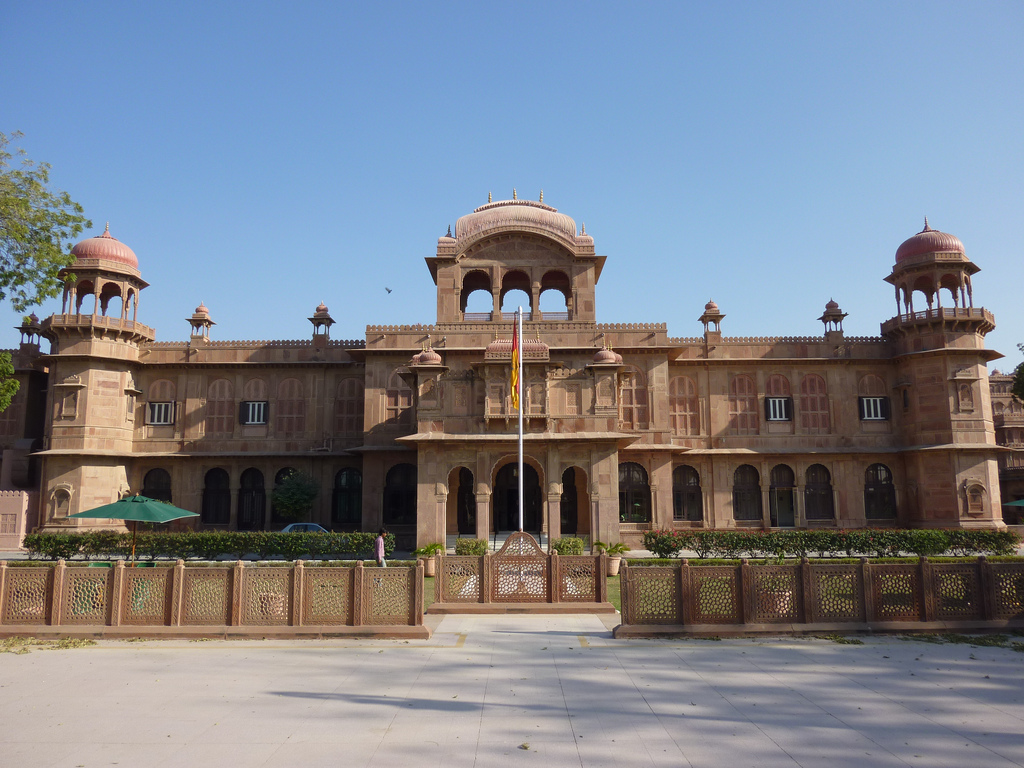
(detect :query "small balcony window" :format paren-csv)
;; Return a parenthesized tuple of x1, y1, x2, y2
(240, 400, 269, 425)
(859, 396, 890, 421)
(147, 402, 174, 425)
(765, 396, 792, 422)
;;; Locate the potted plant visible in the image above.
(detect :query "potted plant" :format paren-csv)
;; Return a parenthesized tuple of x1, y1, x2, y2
(593, 540, 630, 576)
(412, 542, 445, 577)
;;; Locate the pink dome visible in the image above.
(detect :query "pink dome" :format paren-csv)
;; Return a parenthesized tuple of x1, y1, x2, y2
(593, 348, 617, 364)
(895, 219, 964, 262)
(71, 223, 139, 269)
(419, 348, 442, 365)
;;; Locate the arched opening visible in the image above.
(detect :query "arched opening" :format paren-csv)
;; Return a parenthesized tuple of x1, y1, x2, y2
(560, 467, 578, 534)
(669, 376, 699, 436)
(270, 467, 297, 527)
(939, 273, 962, 307)
(500, 270, 531, 317)
(733, 464, 762, 522)
(75, 280, 95, 314)
(201, 468, 231, 526)
(864, 463, 897, 520)
(51, 488, 71, 520)
(331, 468, 362, 530)
(769, 464, 796, 527)
(446, 466, 476, 536)
(618, 462, 651, 524)
(99, 282, 122, 317)
(461, 270, 493, 316)
(804, 464, 835, 521)
(238, 468, 266, 530)
(672, 465, 702, 522)
(383, 463, 417, 527)
(125, 288, 136, 320)
(966, 484, 986, 515)
(142, 468, 172, 503)
(539, 270, 570, 318)
(494, 461, 541, 532)
(911, 275, 935, 312)
(385, 370, 413, 429)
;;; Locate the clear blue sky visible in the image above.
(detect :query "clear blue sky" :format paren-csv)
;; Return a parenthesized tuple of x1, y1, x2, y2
(3, 1, 1022, 371)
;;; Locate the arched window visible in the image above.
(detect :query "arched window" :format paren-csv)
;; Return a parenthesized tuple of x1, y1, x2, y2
(858, 375, 890, 421)
(729, 375, 758, 435)
(334, 378, 364, 435)
(147, 379, 176, 425)
(206, 379, 234, 437)
(238, 468, 266, 531)
(241, 378, 269, 425)
(764, 374, 792, 422)
(332, 468, 362, 530)
(733, 464, 762, 521)
(672, 465, 702, 522)
(620, 368, 648, 430)
(618, 462, 651, 523)
(276, 378, 305, 435)
(966, 484, 986, 515)
(201, 468, 231, 525)
(142, 468, 172, 503)
(769, 464, 796, 527)
(804, 464, 835, 520)
(800, 374, 830, 433)
(385, 371, 413, 428)
(669, 376, 699, 436)
(51, 488, 71, 520)
(864, 463, 897, 520)
(383, 463, 417, 525)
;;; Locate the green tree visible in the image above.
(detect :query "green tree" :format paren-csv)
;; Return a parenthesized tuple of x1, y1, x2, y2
(0, 352, 17, 413)
(270, 471, 320, 521)
(1013, 343, 1024, 403)
(0, 131, 91, 312)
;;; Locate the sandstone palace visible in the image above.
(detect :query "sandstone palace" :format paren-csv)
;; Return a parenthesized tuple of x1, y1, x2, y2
(1, 195, 1022, 550)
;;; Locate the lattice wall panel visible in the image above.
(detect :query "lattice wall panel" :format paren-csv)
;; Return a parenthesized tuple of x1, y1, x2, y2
(625, 567, 677, 624)
(992, 564, 1024, 620)
(365, 569, 412, 625)
(439, 557, 482, 603)
(303, 568, 352, 625)
(809, 566, 862, 622)
(492, 557, 549, 602)
(181, 570, 231, 625)
(61, 569, 112, 625)
(121, 570, 171, 626)
(872, 565, 920, 621)
(689, 567, 740, 624)
(2, 568, 51, 624)
(243, 569, 292, 626)
(933, 565, 982, 621)
(750, 567, 800, 623)
(558, 557, 597, 602)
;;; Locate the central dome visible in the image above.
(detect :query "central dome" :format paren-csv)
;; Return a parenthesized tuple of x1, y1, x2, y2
(70, 223, 139, 269)
(455, 198, 577, 249)
(895, 219, 964, 263)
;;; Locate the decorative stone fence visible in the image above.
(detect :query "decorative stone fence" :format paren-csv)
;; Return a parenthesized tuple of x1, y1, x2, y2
(430, 533, 614, 613)
(615, 557, 1024, 638)
(0, 560, 428, 639)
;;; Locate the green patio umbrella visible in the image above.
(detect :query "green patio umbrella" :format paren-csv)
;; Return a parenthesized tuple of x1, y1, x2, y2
(1003, 499, 1024, 506)
(69, 495, 198, 564)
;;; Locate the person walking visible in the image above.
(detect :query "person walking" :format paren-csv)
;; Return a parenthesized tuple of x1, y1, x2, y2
(374, 528, 387, 568)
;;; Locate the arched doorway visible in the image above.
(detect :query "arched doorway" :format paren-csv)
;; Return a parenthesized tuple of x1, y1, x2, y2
(238, 468, 266, 531)
(270, 467, 296, 527)
(201, 468, 230, 526)
(494, 462, 541, 533)
(560, 467, 578, 534)
(332, 468, 362, 530)
(456, 467, 476, 535)
(142, 468, 172, 503)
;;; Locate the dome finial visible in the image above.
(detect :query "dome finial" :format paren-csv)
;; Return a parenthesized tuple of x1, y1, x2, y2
(488, 191, 492, 203)
(581, 222, 586, 235)
(922, 216, 931, 232)
(539, 189, 543, 203)
(446, 224, 452, 237)
(512, 188, 517, 200)
(104, 221, 110, 233)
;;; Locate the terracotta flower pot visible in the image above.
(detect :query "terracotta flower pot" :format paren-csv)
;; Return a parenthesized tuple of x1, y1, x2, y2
(420, 556, 437, 577)
(607, 555, 622, 577)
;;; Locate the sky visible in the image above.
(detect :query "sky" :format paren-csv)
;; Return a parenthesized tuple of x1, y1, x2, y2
(2, 0, 1022, 371)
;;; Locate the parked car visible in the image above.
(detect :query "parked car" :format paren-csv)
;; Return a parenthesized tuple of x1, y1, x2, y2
(280, 523, 330, 533)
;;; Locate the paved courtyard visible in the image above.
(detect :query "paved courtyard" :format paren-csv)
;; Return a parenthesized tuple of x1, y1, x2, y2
(1, 614, 1023, 767)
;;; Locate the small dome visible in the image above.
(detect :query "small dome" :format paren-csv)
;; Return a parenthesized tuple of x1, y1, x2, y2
(704, 299, 720, 312)
(71, 223, 139, 269)
(419, 347, 442, 365)
(593, 348, 618, 364)
(825, 299, 839, 311)
(194, 302, 210, 315)
(895, 219, 964, 262)
(313, 301, 331, 317)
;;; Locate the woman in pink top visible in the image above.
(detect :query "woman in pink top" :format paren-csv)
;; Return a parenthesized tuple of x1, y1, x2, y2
(374, 528, 387, 567)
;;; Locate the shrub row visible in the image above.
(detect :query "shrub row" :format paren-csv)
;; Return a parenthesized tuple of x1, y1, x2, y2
(550, 537, 586, 555)
(22, 531, 395, 561)
(454, 538, 488, 556)
(640, 528, 1020, 560)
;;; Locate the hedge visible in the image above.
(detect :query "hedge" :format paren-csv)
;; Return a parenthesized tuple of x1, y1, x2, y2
(550, 537, 586, 555)
(640, 528, 1020, 560)
(22, 531, 395, 561)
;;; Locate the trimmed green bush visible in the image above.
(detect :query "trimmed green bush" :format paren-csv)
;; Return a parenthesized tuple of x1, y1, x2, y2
(550, 537, 585, 555)
(22, 530, 395, 561)
(454, 538, 488, 556)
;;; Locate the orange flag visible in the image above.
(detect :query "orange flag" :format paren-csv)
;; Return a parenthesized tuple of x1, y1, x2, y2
(510, 312, 520, 411)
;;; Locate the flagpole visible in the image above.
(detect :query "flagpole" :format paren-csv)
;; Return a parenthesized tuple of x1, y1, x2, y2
(517, 306, 524, 532)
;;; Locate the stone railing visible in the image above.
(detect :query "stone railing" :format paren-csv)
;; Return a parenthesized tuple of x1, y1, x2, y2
(0, 560, 427, 638)
(431, 553, 613, 613)
(615, 557, 1024, 637)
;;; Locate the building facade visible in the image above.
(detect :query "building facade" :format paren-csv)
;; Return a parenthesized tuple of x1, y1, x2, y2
(0, 198, 1016, 549)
